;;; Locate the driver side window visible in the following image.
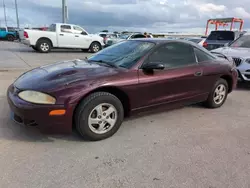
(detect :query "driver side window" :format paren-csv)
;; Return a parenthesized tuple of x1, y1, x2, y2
(73, 26, 87, 35)
(147, 42, 197, 69)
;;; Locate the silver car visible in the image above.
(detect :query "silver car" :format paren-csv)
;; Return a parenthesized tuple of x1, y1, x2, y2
(105, 33, 147, 47)
(211, 33, 250, 82)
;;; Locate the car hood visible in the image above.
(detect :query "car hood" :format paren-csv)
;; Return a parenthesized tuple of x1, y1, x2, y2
(211, 47, 250, 58)
(14, 59, 121, 91)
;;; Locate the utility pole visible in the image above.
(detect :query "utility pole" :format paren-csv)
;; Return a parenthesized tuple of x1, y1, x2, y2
(3, 0, 7, 27)
(14, 0, 20, 28)
(62, 0, 66, 23)
(62, 0, 68, 23)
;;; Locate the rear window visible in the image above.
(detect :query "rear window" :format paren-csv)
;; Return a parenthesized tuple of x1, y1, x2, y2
(207, 31, 235, 41)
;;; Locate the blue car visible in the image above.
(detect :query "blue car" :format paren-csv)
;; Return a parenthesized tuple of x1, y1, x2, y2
(0, 27, 17, 41)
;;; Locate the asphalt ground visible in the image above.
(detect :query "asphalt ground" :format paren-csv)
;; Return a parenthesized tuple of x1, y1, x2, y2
(1, 41, 250, 188)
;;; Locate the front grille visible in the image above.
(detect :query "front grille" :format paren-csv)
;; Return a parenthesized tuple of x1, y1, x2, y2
(232, 57, 242, 67)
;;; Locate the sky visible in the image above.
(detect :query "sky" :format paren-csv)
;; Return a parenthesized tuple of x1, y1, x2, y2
(0, 0, 250, 34)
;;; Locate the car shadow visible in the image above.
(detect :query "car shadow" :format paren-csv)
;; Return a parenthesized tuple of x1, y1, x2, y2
(1, 104, 200, 143)
(0, 110, 84, 143)
(236, 82, 250, 90)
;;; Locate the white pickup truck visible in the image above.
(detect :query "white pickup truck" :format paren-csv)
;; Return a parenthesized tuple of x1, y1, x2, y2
(19, 23, 105, 53)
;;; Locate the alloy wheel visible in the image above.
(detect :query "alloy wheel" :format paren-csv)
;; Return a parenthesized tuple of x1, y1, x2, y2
(213, 84, 226, 105)
(88, 103, 117, 134)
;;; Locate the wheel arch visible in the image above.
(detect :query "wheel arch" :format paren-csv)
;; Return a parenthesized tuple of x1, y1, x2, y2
(72, 86, 131, 128)
(220, 75, 233, 93)
(36, 37, 53, 47)
(89, 41, 102, 48)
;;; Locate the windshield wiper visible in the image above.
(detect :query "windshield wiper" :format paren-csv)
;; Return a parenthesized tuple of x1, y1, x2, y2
(88, 60, 118, 68)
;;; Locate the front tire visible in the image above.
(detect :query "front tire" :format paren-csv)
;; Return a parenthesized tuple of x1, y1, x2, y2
(37, 39, 51, 53)
(75, 92, 124, 141)
(7, 35, 15, 41)
(89, 42, 102, 53)
(204, 78, 228, 108)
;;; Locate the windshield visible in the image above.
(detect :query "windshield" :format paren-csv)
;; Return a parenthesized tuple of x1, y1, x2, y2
(229, 35, 250, 48)
(88, 40, 155, 68)
(119, 34, 130, 39)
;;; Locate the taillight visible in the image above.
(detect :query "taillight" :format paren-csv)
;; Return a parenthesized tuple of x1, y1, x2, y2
(103, 37, 107, 44)
(24, 31, 29, 38)
(203, 41, 208, 47)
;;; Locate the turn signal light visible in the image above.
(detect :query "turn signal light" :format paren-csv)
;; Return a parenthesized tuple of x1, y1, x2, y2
(49, 110, 66, 116)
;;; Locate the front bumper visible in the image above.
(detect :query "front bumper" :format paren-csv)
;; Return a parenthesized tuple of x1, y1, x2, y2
(236, 62, 250, 82)
(7, 84, 75, 134)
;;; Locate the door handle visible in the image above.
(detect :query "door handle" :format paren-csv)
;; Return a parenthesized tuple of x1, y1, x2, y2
(59, 34, 64, 36)
(75, 35, 79, 37)
(194, 71, 202, 76)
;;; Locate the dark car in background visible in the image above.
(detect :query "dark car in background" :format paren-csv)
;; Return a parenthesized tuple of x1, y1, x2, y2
(7, 39, 237, 141)
(203, 30, 246, 50)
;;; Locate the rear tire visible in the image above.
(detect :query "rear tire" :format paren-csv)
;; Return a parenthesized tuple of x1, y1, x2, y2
(89, 42, 102, 53)
(204, 78, 228, 108)
(7, 35, 15, 41)
(75, 92, 124, 141)
(36, 39, 52, 53)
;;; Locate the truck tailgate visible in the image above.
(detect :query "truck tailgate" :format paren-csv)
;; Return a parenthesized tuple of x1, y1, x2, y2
(204, 40, 231, 51)
(18, 29, 25, 40)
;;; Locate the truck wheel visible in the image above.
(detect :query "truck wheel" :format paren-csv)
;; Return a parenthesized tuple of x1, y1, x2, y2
(7, 35, 15, 41)
(37, 39, 52, 53)
(89, 42, 102, 53)
(75, 92, 124, 141)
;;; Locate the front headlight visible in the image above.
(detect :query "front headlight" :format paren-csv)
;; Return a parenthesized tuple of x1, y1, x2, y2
(18, 90, 56, 104)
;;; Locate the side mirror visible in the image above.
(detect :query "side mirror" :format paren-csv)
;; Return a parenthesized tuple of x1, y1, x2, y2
(224, 43, 229, 47)
(142, 62, 165, 70)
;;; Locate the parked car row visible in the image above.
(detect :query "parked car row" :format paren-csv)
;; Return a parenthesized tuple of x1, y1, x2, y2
(104, 32, 152, 47)
(211, 33, 250, 82)
(7, 38, 238, 141)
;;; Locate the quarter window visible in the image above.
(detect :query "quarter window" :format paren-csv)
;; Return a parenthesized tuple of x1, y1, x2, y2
(194, 48, 215, 62)
(148, 42, 196, 69)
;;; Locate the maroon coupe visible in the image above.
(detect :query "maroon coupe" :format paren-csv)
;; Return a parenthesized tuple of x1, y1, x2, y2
(7, 39, 238, 140)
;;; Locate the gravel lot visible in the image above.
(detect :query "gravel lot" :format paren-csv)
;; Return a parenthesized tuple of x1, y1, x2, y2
(1, 41, 250, 188)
